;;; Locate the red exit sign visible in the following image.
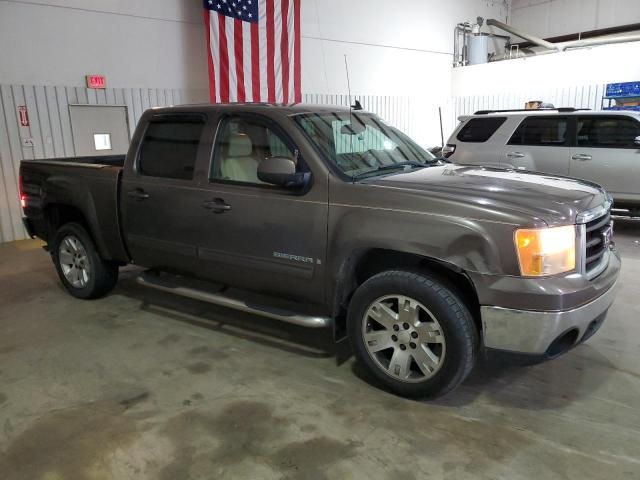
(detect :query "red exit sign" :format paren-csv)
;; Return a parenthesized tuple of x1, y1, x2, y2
(86, 75, 106, 89)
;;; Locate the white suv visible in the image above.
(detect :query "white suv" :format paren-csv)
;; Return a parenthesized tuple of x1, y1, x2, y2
(445, 109, 640, 214)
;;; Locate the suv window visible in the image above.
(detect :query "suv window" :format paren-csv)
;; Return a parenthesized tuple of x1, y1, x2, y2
(138, 118, 204, 180)
(211, 116, 300, 184)
(457, 117, 506, 143)
(577, 116, 640, 148)
(509, 117, 567, 146)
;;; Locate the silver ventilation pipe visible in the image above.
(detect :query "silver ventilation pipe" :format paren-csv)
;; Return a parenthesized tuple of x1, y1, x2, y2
(559, 32, 640, 50)
(486, 18, 559, 51)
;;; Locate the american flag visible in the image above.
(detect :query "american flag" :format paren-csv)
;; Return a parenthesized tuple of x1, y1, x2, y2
(203, 0, 301, 104)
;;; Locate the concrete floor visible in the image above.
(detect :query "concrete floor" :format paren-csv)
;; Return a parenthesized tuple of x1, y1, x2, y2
(1, 222, 640, 480)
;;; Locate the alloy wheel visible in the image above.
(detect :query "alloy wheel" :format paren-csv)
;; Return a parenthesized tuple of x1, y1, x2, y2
(362, 295, 446, 383)
(58, 235, 91, 288)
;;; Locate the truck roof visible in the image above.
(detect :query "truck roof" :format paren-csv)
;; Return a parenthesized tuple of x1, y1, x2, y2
(148, 103, 356, 117)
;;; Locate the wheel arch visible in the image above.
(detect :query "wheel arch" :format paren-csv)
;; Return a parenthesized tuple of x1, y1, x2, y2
(332, 248, 481, 341)
(40, 171, 126, 262)
(43, 202, 111, 260)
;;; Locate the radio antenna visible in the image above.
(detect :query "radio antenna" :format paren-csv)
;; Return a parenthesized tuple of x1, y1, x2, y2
(344, 54, 352, 106)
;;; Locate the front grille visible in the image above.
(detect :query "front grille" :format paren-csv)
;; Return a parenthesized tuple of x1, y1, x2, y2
(584, 210, 611, 277)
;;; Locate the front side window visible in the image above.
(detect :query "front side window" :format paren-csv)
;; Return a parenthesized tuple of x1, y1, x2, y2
(138, 118, 204, 180)
(509, 117, 568, 146)
(211, 117, 300, 184)
(295, 112, 437, 179)
(577, 116, 640, 148)
(457, 117, 506, 143)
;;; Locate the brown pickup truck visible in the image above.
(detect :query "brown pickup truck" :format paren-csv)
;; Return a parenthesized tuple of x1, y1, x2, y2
(20, 103, 620, 398)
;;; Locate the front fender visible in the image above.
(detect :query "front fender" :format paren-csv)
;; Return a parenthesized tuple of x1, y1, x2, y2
(328, 206, 519, 277)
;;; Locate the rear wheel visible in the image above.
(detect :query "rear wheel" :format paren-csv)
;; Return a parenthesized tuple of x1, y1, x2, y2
(347, 270, 478, 398)
(51, 223, 118, 299)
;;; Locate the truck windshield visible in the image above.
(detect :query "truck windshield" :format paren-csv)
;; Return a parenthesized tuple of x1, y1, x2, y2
(294, 112, 439, 179)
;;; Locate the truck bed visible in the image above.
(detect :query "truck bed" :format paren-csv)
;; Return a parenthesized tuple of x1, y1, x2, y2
(20, 156, 128, 263)
(28, 154, 126, 168)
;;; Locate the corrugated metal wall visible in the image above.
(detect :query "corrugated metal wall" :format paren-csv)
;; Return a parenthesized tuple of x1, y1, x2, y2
(0, 84, 609, 243)
(303, 94, 412, 135)
(0, 89, 412, 243)
(452, 83, 606, 122)
(0, 84, 207, 243)
(301, 93, 449, 155)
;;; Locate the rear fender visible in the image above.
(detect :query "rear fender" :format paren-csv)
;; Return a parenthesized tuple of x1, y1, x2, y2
(42, 176, 113, 260)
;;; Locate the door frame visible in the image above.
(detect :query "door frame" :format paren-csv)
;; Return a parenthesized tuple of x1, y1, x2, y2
(68, 103, 131, 156)
(190, 111, 329, 301)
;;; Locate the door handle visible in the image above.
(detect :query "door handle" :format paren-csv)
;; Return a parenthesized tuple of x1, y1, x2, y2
(506, 152, 525, 159)
(572, 154, 592, 161)
(127, 189, 150, 200)
(202, 198, 231, 213)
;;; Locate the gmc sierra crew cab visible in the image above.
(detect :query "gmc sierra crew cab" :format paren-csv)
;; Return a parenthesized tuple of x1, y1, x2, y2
(20, 103, 620, 398)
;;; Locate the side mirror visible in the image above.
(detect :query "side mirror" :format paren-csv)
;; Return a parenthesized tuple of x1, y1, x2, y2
(635, 136, 640, 146)
(258, 157, 308, 188)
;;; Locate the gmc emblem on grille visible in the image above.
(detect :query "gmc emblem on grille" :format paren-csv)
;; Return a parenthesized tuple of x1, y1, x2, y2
(602, 225, 613, 248)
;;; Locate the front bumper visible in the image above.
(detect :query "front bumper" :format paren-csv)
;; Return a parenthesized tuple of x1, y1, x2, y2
(480, 251, 620, 356)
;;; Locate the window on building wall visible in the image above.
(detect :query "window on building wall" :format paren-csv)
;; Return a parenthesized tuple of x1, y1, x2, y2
(93, 133, 112, 151)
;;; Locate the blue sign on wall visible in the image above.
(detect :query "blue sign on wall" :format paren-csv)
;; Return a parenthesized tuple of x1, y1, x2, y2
(605, 81, 640, 99)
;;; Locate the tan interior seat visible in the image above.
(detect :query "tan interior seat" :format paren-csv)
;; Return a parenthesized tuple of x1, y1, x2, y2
(220, 133, 260, 183)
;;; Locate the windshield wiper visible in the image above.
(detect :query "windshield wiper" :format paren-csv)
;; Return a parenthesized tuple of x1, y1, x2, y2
(377, 161, 427, 171)
(352, 161, 427, 178)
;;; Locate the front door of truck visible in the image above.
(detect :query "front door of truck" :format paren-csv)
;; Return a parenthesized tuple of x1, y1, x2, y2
(192, 113, 328, 303)
(121, 113, 208, 274)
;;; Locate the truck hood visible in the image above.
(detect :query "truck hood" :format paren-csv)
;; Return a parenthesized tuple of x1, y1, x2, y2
(364, 165, 607, 226)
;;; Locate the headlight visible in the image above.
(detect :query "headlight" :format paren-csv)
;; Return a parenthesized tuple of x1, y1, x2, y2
(514, 225, 576, 276)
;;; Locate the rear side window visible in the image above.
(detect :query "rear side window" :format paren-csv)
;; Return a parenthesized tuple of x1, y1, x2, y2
(138, 117, 205, 180)
(509, 117, 567, 146)
(577, 116, 640, 148)
(456, 117, 506, 143)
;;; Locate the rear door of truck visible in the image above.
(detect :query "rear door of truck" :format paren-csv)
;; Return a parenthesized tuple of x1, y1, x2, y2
(120, 113, 208, 274)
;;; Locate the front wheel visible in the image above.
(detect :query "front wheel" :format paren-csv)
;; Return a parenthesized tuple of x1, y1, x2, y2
(347, 270, 479, 399)
(51, 223, 118, 299)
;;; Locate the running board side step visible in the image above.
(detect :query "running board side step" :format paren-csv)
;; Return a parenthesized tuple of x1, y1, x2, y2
(136, 271, 331, 328)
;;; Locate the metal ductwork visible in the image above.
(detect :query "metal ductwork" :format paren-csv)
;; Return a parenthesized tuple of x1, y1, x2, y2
(456, 18, 640, 65)
(486, 18, 559, 51)
(559, 33, 640, 50)
(486, 18, 640, 56)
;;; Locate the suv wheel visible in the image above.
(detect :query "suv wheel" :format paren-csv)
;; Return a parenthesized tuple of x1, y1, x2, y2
(347, 270, 478, 398)
(51, 223, 118, 299)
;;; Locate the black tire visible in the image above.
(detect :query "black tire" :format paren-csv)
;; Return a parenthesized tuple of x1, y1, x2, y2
(347, 270, 479, 399)
(51, 222, 118, 299)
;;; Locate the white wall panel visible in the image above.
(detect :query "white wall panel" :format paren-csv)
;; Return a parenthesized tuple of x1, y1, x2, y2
(511, 0, 640, 38)
(451, 82, 607, 136)
(0, 0, 208, 90)
(0, 83, 207, 243)
(452, 42, 640, 96)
